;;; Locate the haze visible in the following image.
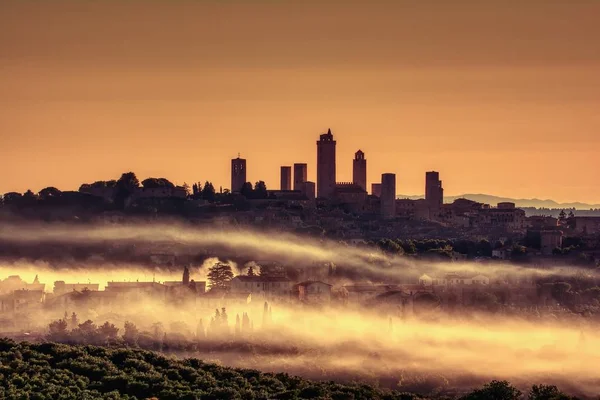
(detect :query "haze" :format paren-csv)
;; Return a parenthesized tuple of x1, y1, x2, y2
(1, 0, 599, 203)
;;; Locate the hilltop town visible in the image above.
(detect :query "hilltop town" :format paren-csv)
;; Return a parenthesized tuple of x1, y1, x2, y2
(1, 129, 600, 267)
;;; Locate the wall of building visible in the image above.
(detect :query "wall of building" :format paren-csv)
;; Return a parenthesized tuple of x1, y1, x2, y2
(280, 166, 292, 191)
(231, 157, 247, 192)
(380, 173, 396, 219)
(293, 163, 308, 191)
(352, 150, 367, 192)
(316, 130, 336, 199)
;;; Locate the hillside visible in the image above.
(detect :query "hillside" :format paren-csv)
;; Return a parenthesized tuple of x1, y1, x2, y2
(397, 193, 600, 210)
(0, 339, 578, 400)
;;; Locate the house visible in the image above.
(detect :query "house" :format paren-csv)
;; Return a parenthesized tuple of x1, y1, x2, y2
(229, 275, 293, 301)
(342, 283, 394, 303)
(105, 281, 168, 301)
(295, 281, 332, 303)
(492, 246, 512, 260)
(418, 274, 433, 286)
(419, 273, 490, 286)
(53, 281, 100, 296)
(164, 280, 206, 294)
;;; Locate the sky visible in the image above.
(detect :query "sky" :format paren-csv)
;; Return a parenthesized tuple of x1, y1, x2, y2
(1, 0, 599, 203)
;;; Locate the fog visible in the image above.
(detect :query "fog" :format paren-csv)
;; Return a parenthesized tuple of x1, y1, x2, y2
(1, 222, 599, 397)
(0, 221, 597, 284)
(6, 292, 600, 398)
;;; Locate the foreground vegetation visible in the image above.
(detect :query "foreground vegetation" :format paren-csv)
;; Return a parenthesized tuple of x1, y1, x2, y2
(0, 339, 579, 400)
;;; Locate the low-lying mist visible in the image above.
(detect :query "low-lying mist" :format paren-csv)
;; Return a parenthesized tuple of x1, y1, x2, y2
(11, 293, 600, 398)
(2, 222, 600, 397)
(0, 221, 597, 284)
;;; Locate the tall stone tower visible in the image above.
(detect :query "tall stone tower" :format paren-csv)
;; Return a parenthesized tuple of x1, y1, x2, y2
(293, 163, 308, 191)
(280, 166, 292, 190)
(425, 171, 443, 208)
(316, 128, 336, 199)
(380, 173, 396, 219)
(352, 150, 367, 192)
(231, 155, 246, 193)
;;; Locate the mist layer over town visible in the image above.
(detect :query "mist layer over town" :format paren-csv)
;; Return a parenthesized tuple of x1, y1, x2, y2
(1, 223, 599, 398)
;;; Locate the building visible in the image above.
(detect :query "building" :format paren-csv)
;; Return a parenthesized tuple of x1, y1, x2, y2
(380, 173, 396, 219)
(333, 182, 368, 211)
(371, 183, 382, 197)
(280, 166, 292, 191)
(492, 246, 513, 260)
(0, 275, 45, 294)
(316, 129, 336, 199)
(425, 171, 443, 218)
(540, 230, 563, 255)
(527, 215, 559, 230)
(229, 275, 293, 301)
(419, 273, 490, 286)
(572, 217, 600, 235)
(105, 281, 168, 301)
(302, 181, 316, 201)
(293, 163, 308, 191)
(231, 156, 247, 193)
(478, 203, 526, 231)
(295, 281, 332, 303)
(352, 150, 367, 192)
(53, 281, 100, 296)
(396, 198, 430, 219)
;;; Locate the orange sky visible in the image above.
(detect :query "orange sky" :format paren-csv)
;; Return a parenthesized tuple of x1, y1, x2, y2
(1, 1, 599, 203)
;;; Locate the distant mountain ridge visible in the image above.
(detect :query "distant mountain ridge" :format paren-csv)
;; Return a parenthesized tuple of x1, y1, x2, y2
(396, 193, 600, 210)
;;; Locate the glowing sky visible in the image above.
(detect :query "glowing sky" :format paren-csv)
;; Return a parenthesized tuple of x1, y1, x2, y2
(1, 1, 599, 203)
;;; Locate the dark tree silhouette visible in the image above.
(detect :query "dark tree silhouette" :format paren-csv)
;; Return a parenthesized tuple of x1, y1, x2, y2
(254, 180, 268, 199)
(141, 177, 174, 188)
(114, 172, 140, 208)
(201, 181, 216, 202)
(207, 262, 234, 290)
(38, 187, 62, 200)
(240, 182, 253, 198)
(2, 192, 22, 205)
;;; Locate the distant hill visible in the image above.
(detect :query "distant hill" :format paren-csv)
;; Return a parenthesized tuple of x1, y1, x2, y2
(397, 193, 600, 210)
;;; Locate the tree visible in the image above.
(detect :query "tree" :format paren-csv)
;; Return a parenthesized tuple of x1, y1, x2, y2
(117, 172, 140, 188)
(47, 319, 69, 341)
(528, 384, 573, 400)
(182, 182, 190, 196)
(39, 187, 62, 200)
(114, 172, 140, 208)
(247, 265, 255, 276)
(70, 312, 79, 329)
(207, 262, 234, 290)
(476, 239, 493, 257)
(141, 177, 174, 188)
(182, 265, 190, 285)
(551, 282, 572, 305)
(240, 182, 254, 198)
(98, 322, 120, 340)
(123, 321, 139, 345)
(71, 320, 99, 344)
(201, 181, 216, 202)
(461, 380, 522, 400)
(2, 192, 22, 205)
(254, 181, 268, 199)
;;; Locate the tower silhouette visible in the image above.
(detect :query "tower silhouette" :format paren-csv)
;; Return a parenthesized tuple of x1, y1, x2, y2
(353, 150, 367, 192)
(231, 155, 246, 193)
(316, 128, 336, 199)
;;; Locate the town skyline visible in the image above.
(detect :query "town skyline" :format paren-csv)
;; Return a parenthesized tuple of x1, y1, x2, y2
(2, 1, 599, 203)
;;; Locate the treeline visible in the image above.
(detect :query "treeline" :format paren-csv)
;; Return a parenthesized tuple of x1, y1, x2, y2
(373, 237, 597, 266)
(0, 339, 580, 400)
